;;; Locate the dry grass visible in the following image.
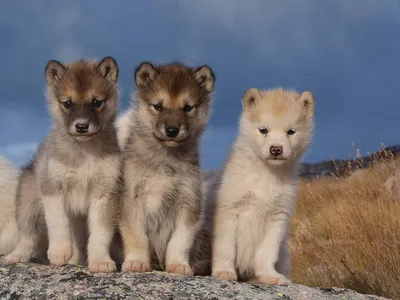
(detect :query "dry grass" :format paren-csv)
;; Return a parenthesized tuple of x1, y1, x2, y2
(290, 148, 400, 299)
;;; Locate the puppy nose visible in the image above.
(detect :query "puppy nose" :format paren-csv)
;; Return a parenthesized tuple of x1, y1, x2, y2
(75, 123, 89, 133)
(165, 126, 180, 138)
(270, 145, 283, 156)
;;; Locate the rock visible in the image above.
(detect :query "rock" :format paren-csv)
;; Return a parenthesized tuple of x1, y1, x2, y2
(0, 259, 389, 300)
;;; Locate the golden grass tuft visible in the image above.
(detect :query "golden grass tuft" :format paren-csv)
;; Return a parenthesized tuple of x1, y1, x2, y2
(290, 147, 400, 299)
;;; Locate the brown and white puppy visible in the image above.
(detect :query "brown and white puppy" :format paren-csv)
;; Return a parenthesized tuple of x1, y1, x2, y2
(210, 87, 315, 285)
(5, 57, 122, 273)
(119, 61, 215, 276)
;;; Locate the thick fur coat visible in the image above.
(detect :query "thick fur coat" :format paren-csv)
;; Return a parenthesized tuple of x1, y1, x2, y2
(5, 57, 123, 273)
(209, 87, 315, 285)
(118, 61, 215, 276)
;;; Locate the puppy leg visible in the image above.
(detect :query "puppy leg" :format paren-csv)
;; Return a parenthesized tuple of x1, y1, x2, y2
(42, 195, 73, 266)
(211, 213, 238, 281)
(119, 198, 150, 273)
(165, 208, 200, 276)
(87, 196, 116, 273)
(0, 221, 18, 256)
(4, 230, 38, 264)
(5, 170, 42, 263)
(252, 215, 291, 286)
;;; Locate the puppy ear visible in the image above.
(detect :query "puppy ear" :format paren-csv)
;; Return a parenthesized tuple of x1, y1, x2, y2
(45, 60, 67, 86)
(135, 62, 158, 88)
(298, 91, 315, 118)
(242, 88, 262, 111)
(193, 65, 215, 92)
(96, 56, 119, 82)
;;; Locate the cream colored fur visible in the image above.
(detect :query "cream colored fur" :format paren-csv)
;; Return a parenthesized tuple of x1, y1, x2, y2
(211, 87, 315, 285)
(0, 156, 20, 255)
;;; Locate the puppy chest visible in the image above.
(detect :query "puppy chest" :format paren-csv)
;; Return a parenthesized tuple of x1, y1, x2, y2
(47, 158, 100, 210)
(142, 176, 177, 216)
(249, 180, 294, 212)
(63, 162, 96, 190)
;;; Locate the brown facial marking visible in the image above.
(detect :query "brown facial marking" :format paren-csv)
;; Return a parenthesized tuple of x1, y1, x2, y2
(134, 61, 216, 144)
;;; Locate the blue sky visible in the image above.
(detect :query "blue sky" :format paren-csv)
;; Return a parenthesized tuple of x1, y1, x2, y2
(0, 1, 399, 170)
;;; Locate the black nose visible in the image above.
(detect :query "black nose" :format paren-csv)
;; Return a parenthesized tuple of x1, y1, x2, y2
(75, 123, 89, 133)
(270, 145, 283, 156)
(165, 126, 180, 138)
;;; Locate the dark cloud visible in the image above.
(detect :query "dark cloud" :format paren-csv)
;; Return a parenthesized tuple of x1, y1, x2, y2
(0, 0, 399, 169)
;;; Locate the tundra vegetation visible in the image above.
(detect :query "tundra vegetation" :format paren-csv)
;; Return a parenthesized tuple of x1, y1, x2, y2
(290, 145, 400, 299)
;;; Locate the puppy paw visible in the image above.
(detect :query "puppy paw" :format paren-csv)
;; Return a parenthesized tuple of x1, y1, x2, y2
(212, 270, 238, 281)
(4, 252, 30, 264)
(121, 259, 151, 273)
(88, 258, 117, 273)
(48, 244, 73, 266)
(166, 264, 193, 276)
(257, 273, 291, 286)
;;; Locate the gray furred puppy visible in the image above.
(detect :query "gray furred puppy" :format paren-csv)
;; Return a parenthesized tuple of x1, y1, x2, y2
(119, 61, 215, 276)
(5, 57, 122, 273)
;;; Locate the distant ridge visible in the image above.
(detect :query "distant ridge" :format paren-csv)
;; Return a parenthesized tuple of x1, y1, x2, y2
(202, 144, 400, 180)
(299, 144, 399, 179)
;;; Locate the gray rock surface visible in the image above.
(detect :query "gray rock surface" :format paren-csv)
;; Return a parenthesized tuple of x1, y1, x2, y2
(0, 259, 389, 300)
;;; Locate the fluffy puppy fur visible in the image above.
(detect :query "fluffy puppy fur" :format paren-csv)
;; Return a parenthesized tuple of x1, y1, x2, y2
(5, 57, 123, 273)
(119, 61, 215, 276)
(116, 109, 134, 151)
(210, 87, 315, 285)
(0, 156, 20, 255)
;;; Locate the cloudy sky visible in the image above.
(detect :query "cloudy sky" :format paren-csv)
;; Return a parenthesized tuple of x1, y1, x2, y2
(0, 1, 399, 170)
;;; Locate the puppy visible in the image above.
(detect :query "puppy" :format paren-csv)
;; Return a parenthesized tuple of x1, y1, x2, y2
(5, 57, 122, 273)
(119, 61, 215, 276)
(210, 87, 315, 285)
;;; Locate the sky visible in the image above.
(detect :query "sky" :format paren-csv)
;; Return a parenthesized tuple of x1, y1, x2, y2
(0, 0, 399, 171)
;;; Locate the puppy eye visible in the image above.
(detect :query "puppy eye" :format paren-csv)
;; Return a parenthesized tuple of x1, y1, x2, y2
(153, 103, 163, 112)
(62, 100, 73, 110)
(183, 105, 193, 112)
(287, 129, 296, 135)
(91, 98, 104, 109)
(259, 127, 268, 135)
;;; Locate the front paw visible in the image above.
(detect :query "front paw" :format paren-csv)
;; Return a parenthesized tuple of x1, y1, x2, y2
(257, 273, 291, 286)
(47, 244, 73, 266)
(212, 270, 238, 281)
(88, 257, 117, 273)
(4, 252, 30, 264)
(122, 259, 151, 273)
(166, 264, 193, 276)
